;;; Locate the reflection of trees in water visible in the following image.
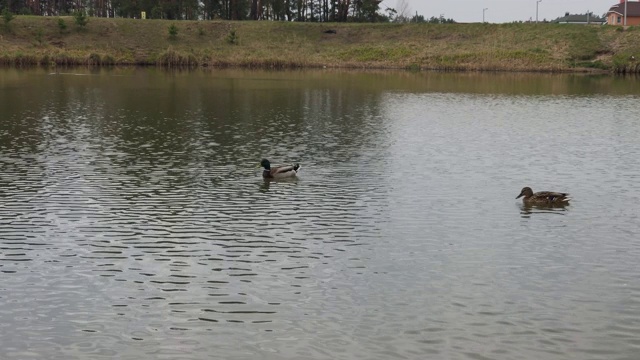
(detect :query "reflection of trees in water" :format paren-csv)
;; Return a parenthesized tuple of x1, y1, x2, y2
(0, 69, 392, 191)
(4, 69, 640, 189)
(177, 71, 391, 171)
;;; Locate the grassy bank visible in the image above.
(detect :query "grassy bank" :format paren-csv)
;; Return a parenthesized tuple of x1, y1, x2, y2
(2, 16, 640, 72)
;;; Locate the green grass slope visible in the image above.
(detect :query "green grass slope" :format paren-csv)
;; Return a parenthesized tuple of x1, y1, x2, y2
(1, 16, 640, 72)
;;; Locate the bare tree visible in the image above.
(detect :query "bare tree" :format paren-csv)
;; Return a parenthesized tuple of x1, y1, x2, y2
(394, 0, 411, 22)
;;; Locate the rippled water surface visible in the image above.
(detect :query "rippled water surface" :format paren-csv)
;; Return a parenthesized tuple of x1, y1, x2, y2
(1, 68, 640, 359)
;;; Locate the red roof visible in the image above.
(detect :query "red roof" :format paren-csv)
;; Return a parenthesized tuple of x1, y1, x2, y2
(608, 1, 640, 17)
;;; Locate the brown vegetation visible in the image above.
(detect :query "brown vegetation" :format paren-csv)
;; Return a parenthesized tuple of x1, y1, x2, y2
(1, 16, 640, 72)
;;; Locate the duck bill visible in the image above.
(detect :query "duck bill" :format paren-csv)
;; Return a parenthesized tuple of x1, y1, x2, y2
(515, 193, 524, 199)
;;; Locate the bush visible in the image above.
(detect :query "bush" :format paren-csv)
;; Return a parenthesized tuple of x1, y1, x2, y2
(2, 8, 15, 27)
(14, 52, 39, 66)
(156, 49, 198, 67)
(35, 28, 43, 44)
(226, 30, 238, 45)
(57, 18, 67, 32)
(73, 11, 88, 28)
(168, 24, 178, 38)
(88, 53, 101, 65)
(40, 54, 51, 66)
(101, 54, 115, 65)
(406, 63, 420, 72)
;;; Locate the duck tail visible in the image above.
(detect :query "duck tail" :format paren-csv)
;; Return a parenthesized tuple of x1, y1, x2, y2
(293, 163, 301, 172)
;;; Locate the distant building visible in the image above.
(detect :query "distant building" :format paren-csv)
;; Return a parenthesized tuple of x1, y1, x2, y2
(607, 0, 640, 25)
(552, 12, 605, 24)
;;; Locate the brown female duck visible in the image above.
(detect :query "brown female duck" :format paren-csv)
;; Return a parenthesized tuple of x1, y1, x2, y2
(260, 159, 301, 179)
(516, 187, 570, 205)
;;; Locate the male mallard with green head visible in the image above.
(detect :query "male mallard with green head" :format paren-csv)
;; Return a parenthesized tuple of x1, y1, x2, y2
(260, 159, 301, 179)
(516, 187, 570, 205)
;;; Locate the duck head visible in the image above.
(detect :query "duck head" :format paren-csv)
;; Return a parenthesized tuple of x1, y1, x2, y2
(260, 159, 271, 170)
(516, 187, 533, 199)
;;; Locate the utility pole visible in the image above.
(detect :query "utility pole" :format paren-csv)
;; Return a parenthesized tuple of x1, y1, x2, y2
(536, 0, 542, 23)
(483, 8, 488, 23)
(624, 0, 628, 26)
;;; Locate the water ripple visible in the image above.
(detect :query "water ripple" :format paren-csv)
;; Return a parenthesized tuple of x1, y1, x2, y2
(1, 69, 640, 359)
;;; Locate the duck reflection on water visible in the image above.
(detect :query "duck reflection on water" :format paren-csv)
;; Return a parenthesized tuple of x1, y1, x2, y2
(259, 176, 299, 193)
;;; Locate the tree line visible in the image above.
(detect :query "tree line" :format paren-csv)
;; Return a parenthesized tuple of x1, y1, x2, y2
(0, 0, 396, 22)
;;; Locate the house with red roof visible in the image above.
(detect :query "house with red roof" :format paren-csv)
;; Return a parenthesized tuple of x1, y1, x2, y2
(607, 0, 640, 25)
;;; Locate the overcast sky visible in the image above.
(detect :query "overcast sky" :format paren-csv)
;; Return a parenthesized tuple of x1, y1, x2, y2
(385, 0, 617, 23)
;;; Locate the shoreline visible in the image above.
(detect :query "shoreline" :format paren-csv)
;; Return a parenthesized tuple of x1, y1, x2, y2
(1, 16, 639, 74)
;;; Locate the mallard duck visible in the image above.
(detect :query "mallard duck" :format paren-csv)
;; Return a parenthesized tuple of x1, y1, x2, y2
(260, 159, 301, 179)
(516, 187, 570, 205)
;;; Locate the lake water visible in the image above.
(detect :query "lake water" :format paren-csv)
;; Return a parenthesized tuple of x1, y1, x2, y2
(1, 68, 639, 360)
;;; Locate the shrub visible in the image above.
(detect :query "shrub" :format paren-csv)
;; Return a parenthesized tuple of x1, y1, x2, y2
(156, 48, 201, 67)
(406, 63, 420, 72)
(39, 54, 50, 66)
(14, 52, 39, 66)
(2, 8, 15, 27)
(35, 28, 44, 44)
(73, 11, 88, 28)
(168, 23, 178, 38)
(101, 54, 115, 65)
(88, 53, 101, 65)
(226, 30, 238, 45)
(57, 18, 67, 32)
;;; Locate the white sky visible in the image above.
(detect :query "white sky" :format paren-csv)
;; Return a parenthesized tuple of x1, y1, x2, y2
(385, 0, 618, 23)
